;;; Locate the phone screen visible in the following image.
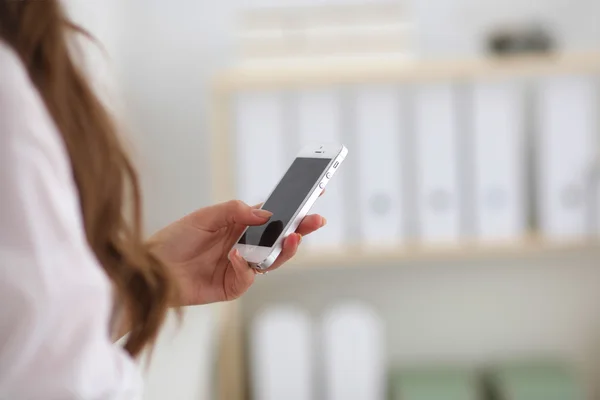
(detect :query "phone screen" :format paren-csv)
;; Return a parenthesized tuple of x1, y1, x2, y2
(238, 157, 331, 248)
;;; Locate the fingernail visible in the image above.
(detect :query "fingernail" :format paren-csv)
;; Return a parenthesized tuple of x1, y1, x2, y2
(297, 233, 303, 244)
(230, 249, 240, 261)
(321, 217, 327, 227)
(252, 209, 273, 219)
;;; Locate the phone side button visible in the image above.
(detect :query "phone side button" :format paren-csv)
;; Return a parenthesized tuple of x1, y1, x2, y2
(319, 182, 326, 189)
(326, 172, 332, 179)
(333, 161, 339, 168)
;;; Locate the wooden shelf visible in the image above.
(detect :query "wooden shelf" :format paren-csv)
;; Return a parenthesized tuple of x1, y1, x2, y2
(214, 52, 600, 91)
(284, 236, 600, 271)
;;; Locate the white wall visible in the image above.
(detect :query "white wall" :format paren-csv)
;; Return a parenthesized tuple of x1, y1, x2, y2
(64, 2, 222, 399)
(139, 307, 219, 400)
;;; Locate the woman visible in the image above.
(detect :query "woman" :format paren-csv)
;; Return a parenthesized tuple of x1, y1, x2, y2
(0, 1, 325, 398)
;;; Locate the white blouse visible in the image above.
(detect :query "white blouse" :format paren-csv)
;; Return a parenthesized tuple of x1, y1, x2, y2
(0, 42, 142, 398)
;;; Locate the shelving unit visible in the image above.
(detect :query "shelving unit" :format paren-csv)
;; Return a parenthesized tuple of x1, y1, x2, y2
(211, 53, 600, 400)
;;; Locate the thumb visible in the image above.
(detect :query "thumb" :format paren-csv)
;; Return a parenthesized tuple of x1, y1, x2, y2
(200, 200, 272, 231)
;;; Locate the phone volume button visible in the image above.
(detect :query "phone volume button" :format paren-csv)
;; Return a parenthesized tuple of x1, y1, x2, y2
(319, 182, 326, 189)
(326, 172, 332, 179)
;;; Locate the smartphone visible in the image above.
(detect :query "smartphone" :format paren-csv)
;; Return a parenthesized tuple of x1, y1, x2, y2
(234, 143, 348, 270)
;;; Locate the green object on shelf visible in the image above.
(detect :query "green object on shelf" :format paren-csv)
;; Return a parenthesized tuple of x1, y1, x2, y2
(391, 368, 480, 400)
(487, 361, 585, 400)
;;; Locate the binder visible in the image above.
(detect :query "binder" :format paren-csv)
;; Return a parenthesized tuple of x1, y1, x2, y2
(322, 302, 386, 400)
(486, 361, 585, 400)
(296, 89, 346, 249)
(391, 368, 479, 400)
(250, 306, 314, 400)
(414, 83, 461, 244)
(234, 91, 285, 206)
(536, 75, 598, 240)
(471, 81, 526, 242)
(355, 86, 405, 247)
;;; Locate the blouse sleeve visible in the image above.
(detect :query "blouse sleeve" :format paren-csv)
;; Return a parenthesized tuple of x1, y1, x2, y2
(0, 42, 143, 399)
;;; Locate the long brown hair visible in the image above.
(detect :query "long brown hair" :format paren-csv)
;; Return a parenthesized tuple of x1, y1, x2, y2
(0, 1, 179, 357)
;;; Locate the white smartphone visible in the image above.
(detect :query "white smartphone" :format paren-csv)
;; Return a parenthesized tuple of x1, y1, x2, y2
(234, 143, 348, 270)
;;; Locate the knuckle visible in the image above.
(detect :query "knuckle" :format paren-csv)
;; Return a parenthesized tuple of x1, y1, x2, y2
(228, 199, 246, 212)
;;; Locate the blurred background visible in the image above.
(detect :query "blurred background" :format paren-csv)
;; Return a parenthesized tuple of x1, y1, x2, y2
(63, 0, 600, 399)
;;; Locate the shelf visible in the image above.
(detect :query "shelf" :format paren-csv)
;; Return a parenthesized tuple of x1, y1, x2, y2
(284, 236, 600, 271)
(213, 52, 600, 91)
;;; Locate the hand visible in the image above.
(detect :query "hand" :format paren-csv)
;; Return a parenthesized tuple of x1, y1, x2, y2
(148, 200, 326, 306)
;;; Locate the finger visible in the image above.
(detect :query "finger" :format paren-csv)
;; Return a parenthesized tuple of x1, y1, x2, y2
(228, 248, 255, 289)
(319, 189, 326, 197)
(200, 200, 273, 231)
(295, 214, 326, 236)
(265, 233, 301, 272)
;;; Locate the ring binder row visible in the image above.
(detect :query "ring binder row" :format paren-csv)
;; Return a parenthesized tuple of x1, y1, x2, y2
(233, 74, 599, 249)
(249, 303, 386, 400)
(248, 304, 585, 400)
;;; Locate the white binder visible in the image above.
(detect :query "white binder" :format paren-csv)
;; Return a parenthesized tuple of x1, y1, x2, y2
(472, 81, 526, 242)
(355, 86, 405, 247)
(234, 92, 285, 206)
(322, 302, 386, 400)
(250, 306, 314, 400)
(414, 83, 461, 244)
(536, 75, 598, 240)
(296, 89, 346, 249)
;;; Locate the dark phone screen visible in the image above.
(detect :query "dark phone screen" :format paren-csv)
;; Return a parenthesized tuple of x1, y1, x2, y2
(238, 157, 331, 248)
